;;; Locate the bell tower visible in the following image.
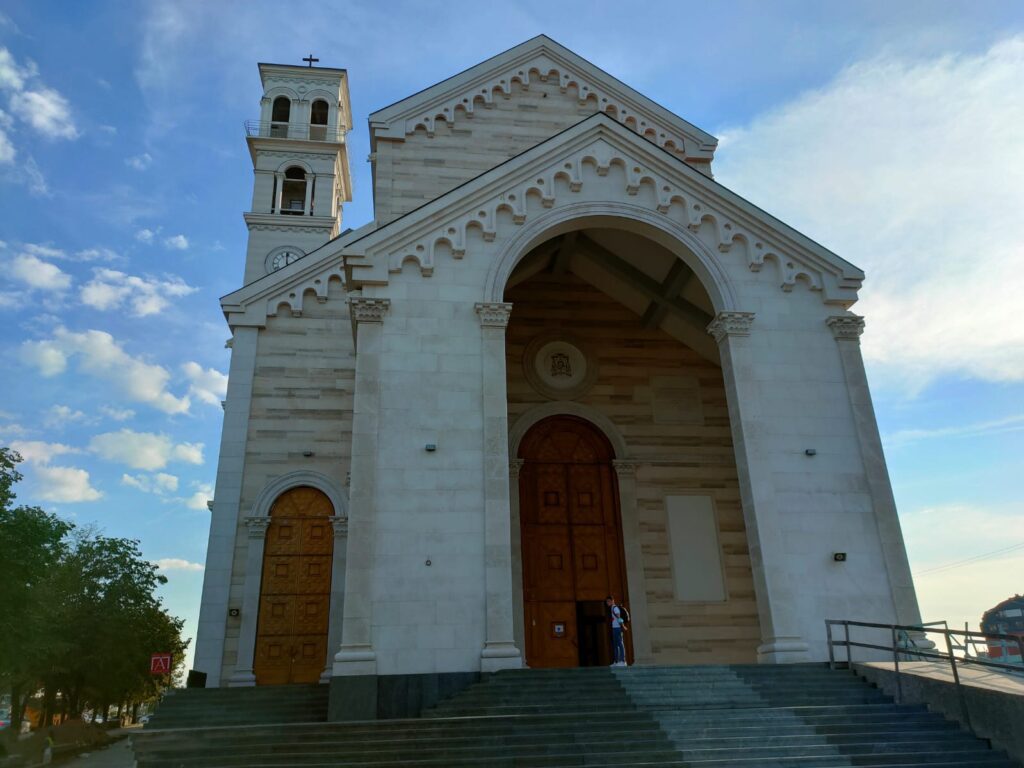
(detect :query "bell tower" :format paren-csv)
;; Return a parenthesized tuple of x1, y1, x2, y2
(242, 59, 352, 284)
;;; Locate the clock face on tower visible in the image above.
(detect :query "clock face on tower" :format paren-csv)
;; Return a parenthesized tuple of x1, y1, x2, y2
(268, 248, 302, 271)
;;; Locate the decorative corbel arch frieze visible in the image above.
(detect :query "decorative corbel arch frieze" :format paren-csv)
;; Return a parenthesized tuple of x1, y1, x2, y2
(354, 125, 854, 305)
(399, 53, 700, 161)
(265, 259, 346, 318)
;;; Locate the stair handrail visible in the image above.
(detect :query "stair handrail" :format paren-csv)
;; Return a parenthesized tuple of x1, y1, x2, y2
(825, 618, 1024, 731)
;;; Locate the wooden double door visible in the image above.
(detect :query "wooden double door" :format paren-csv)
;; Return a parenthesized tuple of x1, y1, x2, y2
(519, 416, 630, 668)
(254, 487, 334, 685)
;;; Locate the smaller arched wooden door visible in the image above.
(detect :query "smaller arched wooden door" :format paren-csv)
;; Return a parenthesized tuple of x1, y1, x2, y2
(253, 487, 334, 685)
(519, 416, 630, 668)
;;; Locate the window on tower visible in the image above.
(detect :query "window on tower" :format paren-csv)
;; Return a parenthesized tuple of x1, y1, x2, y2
(310, 100, 328, 141)
(279, 166, 308, 215)
(271, 96, 291, 138)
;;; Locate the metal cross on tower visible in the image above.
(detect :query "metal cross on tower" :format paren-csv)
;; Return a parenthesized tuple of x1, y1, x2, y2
(303, 53, 319, 67)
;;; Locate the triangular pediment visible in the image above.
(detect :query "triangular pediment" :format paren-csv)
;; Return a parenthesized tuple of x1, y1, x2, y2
(341, 113, 864, 306)
(369, 35, 718, 165)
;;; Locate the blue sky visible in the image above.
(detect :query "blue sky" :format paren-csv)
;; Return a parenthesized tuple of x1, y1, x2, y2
(1, 1, 1022, 667)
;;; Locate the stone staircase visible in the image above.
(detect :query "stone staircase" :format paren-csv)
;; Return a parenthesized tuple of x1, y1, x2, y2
(133, 664, 1021, 767)
(143, 683, 328, 729)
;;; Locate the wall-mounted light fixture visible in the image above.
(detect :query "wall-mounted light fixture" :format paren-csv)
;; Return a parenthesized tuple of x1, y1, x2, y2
(805, 448, 817, 456)
(425, 444, 437, 452)
(833, 552, 847, 562)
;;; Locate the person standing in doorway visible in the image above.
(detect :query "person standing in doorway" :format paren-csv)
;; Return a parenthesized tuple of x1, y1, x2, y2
(606, 595, 628, 667)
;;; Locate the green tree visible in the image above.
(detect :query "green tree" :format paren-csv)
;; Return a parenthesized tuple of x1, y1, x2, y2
(0, 448, 189, 732)
(0, 448, 73, 741)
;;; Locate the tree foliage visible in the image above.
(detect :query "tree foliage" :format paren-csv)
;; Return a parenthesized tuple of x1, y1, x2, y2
(0, 448, 188, 734)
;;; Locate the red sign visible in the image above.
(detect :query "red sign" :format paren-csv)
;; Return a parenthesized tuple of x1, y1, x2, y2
(150, 653, 172, 675)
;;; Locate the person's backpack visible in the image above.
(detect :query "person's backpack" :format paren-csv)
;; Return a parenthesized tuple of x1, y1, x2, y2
(619, 605, 630, 623)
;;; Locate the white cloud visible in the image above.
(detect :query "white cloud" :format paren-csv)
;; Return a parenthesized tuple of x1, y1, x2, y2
(154, 557, 203, 572)
(9, 87, 78, 140)
(80, 268, 196, 316)
(9, 439, 77, 464)
(24, 243, 65, 260)
(126, 152, 152, 170)
(163, 234, 188, 250)
(43, 404, 89, 428)
(9, 438, 100, 504)
(99, 405, 135, 421)
(714, 36, 1024, 390)
(183, 362, 227, 407)
(121, 471, 179, 494)
(885, 414, 1024, 449)
(0, 112, 13, 164)
(0, 47, 28, 91)
(9, 253, 71, 291)
(19, 327, 191, 414)
(903, 504, 1024, 630)
(184, 481, 214, 511)
(35, 464, 101, 502)
(90, 429, 203, 471)
(135, 228, 155, 244)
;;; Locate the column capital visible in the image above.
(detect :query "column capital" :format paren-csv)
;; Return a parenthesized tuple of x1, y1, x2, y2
(329, 515, 348, 538)
(509, 458, 525, 479)
(612, 459, 641, 478)
(475, 301, 513, 328)
(348, 296, 390, 324)
(707, 311, 755, 342)
(826, 314, 865, 340)
(243, 516, 271, 539)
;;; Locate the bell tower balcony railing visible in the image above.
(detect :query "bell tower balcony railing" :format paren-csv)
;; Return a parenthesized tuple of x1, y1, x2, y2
(245, 120, 344, 143)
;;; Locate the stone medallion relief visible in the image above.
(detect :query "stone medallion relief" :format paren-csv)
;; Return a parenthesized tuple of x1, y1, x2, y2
(523, 334, 599, 400)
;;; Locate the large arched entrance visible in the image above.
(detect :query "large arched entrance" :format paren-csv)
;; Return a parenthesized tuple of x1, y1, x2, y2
(518, 415, 630, 667)
(254, 486, 334, 684)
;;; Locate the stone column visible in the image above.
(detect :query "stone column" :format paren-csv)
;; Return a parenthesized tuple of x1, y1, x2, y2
(708, 311, 809, 663)
(227, 516, 272, 686)
(194, 325, 259, 686)
(273, 172, 284, 213)
(333, 297, 389, 678)
(612, 459, 654, 665)
(320, 516, 349, 683)
(509, 459, 526, 659)
(475, 302, 523, 672)
(304, 173, 315, 216)
(827, 315, 923, 626)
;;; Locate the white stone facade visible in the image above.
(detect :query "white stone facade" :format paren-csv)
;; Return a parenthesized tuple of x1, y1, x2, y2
(194, 36, 921, 687)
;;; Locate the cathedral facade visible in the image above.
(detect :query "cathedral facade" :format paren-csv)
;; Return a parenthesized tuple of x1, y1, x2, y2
(194, 36, 921, 717)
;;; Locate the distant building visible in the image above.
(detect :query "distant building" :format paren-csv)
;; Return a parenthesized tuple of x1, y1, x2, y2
(981, 595, 1024, 664)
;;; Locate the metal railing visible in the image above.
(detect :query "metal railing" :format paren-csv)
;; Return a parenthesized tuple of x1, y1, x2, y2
(825, 619, 1024, 730)
(244, 120, 344, 142)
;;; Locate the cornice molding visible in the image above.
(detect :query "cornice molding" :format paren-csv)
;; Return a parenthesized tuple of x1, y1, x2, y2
(707, 311, 755, 342)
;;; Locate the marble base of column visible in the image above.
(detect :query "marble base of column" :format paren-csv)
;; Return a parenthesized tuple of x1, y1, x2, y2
(481, 641, 523, 673)
(226, 669, 257, 687)
(332, 645, 377, 677)
(756, 638, 810, 664)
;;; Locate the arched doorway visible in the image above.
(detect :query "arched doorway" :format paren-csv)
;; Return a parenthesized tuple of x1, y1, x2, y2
(518, 415, 630, 667)
(254, 486, 334, 684)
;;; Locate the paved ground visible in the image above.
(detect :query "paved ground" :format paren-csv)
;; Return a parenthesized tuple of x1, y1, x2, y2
(58, 738, 134, 768)
(861, 660, 1024, 695)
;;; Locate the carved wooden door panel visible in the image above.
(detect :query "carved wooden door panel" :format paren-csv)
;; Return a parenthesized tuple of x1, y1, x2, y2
(254, 487, 334, 685)
(519, 416, 629, 668)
